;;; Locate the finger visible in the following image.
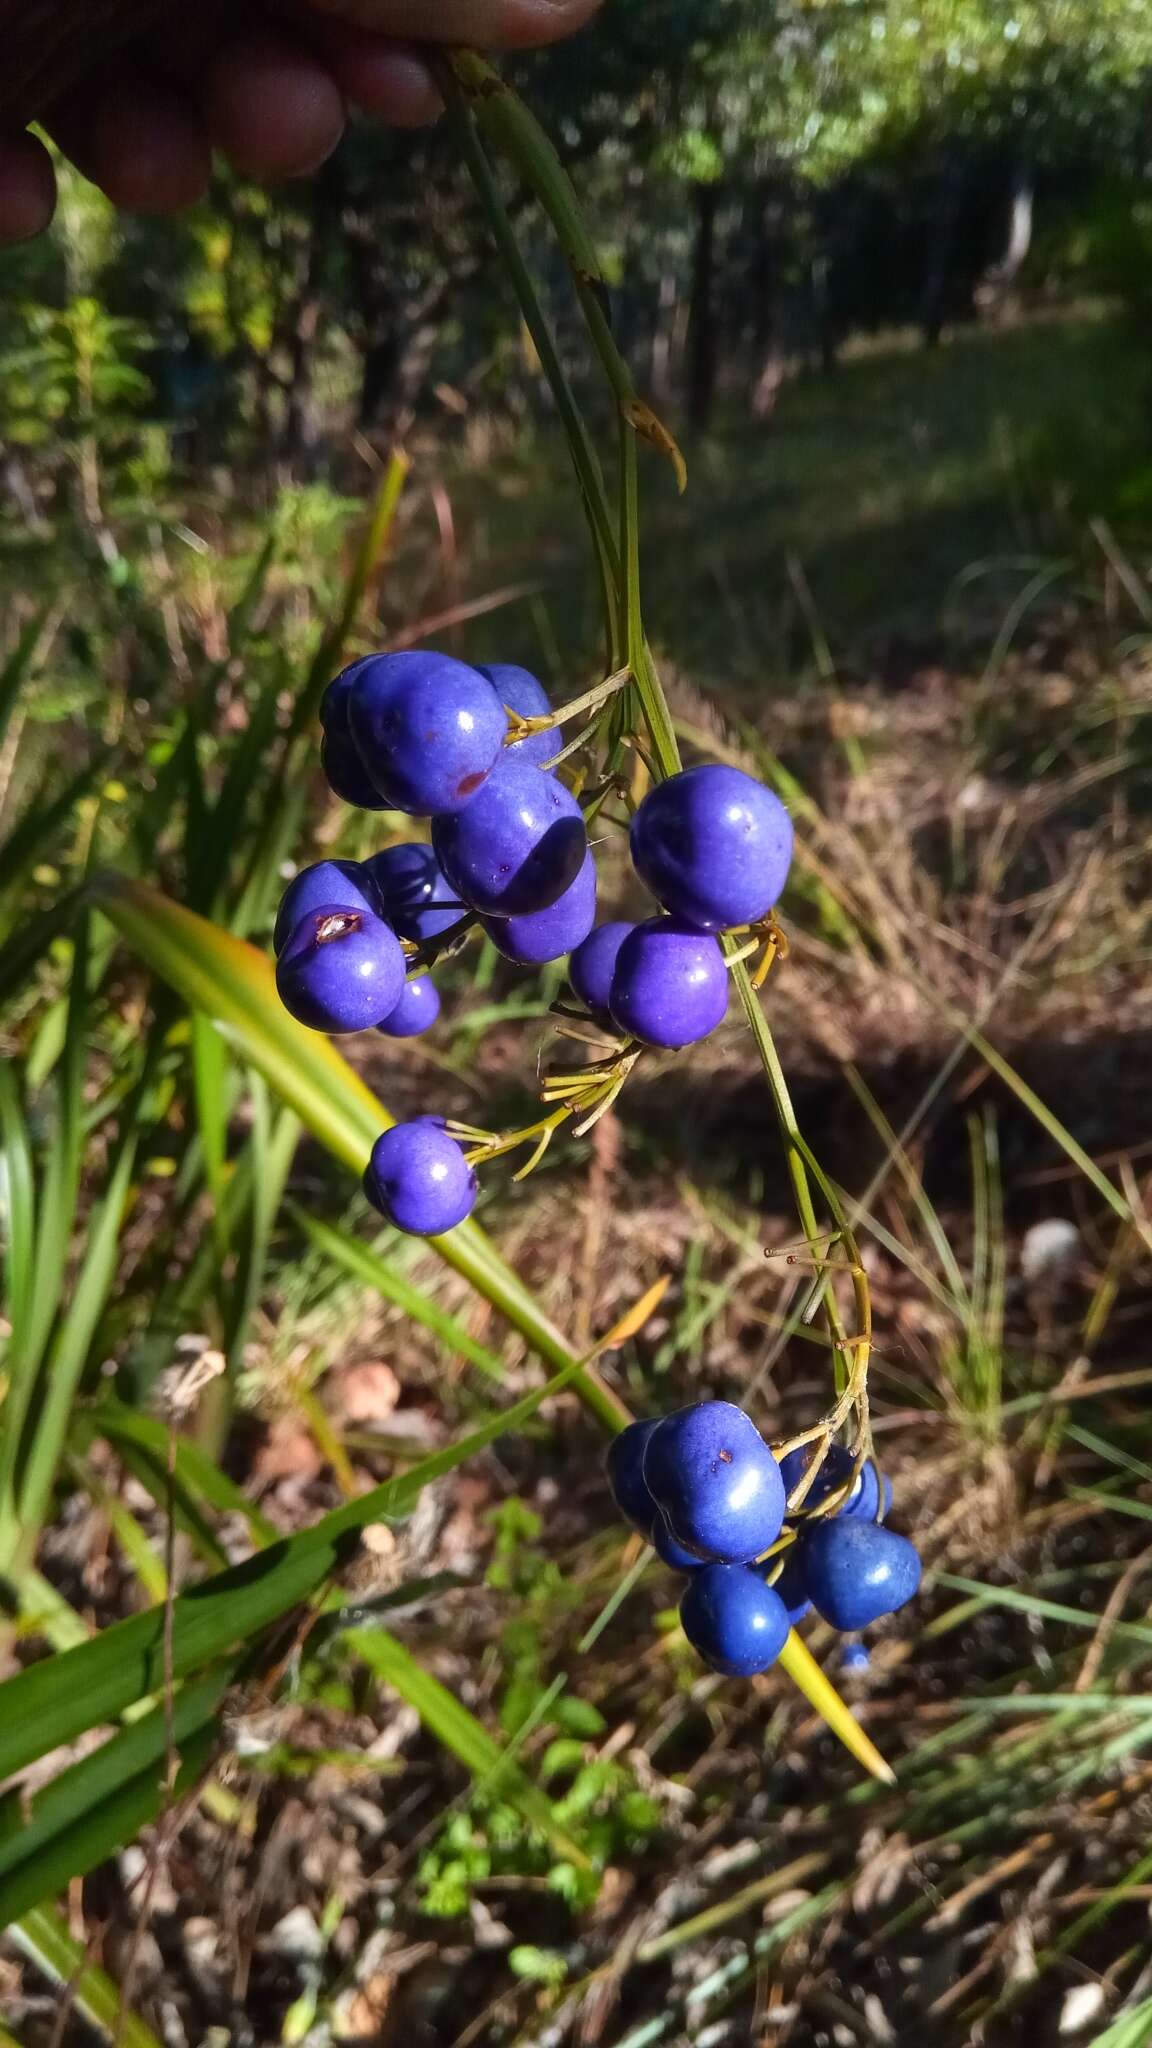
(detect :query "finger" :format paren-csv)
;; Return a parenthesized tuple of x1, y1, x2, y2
(199, 31, 345, 179)
(301, 0, 603, 53)
(0, 130, 57, 243)
(308, 28, 441, 127)
(46, 73, 212, 212)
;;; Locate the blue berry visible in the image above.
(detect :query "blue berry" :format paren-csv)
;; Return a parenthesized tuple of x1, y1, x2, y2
(319, 660, 389, 811)
(481, 852, 596, 964)
(643, 1401, 785, 1564)
(841, 1642, 871, 1671)
(345, 652, 508, 816)
(606, 1421, 702, 1570)
(779, 1443, 891, 1522)
(365, 843, 463, 944)
(800, 1519, 921, 1630)
(763, 1546, 812, 1624)
(276, 905, 406, 1034)
(680, 1564, 791, 1677)
(609, 917, 728, 1049)
(363, 1118, 477, 1236)
(568, 921, 635, 1028)
(606, 1419, 661, 1532)
(630, 764, 793, 932)
(432, 758, 587, 917)
(273, 859, 376, 954)
(652, 1519, 707, 1572)
(479, 662, 557, 768)
(377, 975, 440, 1038)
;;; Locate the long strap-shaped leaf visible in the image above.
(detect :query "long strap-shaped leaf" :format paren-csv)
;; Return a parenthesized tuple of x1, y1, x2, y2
(7, 1904, 163, 2048)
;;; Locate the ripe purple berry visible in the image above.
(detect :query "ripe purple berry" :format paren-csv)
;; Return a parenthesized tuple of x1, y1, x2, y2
(609, 917, 728, 1049)
(630, 764, 793, 932)
(345, 651, 508, 816)
(479, 662, 557, 768)
(432, 758, 587, 917)
(365, 843, 463, 945)
(644, 1401, 786, 1564)
(276, 905, 406, 1034)
(606, 1419, 661, 1533)
(319, 662, 390, 811)
(568, 921, 635, 1029)
(651, 1519, 707, 1573)
(800, 1519, 921, 1630)
(377, 975, 440, 1039)
(481, 852, 596, 964)
(779, 1443, 891, 1522)
(762, 1546, 812, 1624)
(606, 1420, 705, 1572)
(680, 1563, 791, 1677)
(273, 859, 376, 954)
(363, 1118, 478, 1236)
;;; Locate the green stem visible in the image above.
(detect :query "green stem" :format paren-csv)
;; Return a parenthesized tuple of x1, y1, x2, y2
(437, 59, 622, 668)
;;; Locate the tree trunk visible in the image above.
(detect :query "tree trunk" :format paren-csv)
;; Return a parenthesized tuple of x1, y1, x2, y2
(976, 167, 1034, 321)
(687, 181, 719, 431)
(920, 157, 967, 347)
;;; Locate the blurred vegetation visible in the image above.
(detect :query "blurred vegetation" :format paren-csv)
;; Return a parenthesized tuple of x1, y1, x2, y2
(3, 4, 1152, 2043)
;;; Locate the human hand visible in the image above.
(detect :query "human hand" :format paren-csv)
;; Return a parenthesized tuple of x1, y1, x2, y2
(0, 0, 601, 245)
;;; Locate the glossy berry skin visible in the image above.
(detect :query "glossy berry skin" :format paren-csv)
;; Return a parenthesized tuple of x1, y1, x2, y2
(276, 905, 406, 1034)
(346, 651, 508, 816)
(801, 1519, 921, 1630)
(779, 1443, 891, 1522)
(606, 1421, 704, 1572)
(319, 660, 389, 810)
(273, 859, 375, 954)
(432, 758, 587, 917)
(644, 1401, 786, 1564)
(481, 852, 596, 964)
(606, 1419, 661, 1533)
(680, 1564, 791, 1678)
(377, 975, 440, 1039)
(763, 1546, 812, 1624)
(363, 1118, 477, 1236)
(841, 1642, 871, 1671)
(568, 921, 635, 1029)
(479, 662, 557, 769)
(652, 1519, 708, 1572)
(365, 843, 463, 944)
(630, 764, 793, 932)
(609, 917, 728, 1050)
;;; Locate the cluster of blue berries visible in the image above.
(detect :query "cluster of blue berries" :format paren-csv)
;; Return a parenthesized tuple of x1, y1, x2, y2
(607, 1401, 921, 1677)
(273, 648, 795, 1239)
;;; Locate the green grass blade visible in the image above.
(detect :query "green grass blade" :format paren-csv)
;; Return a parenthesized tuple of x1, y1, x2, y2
(291, 1205, 508, 1386)
(16, 915, 90, 1428)
(0, 1668, 230, 1918)
(16, 1075, 146, 1547)
(0, 751, 112, 895)
(0, 604, 54, 756)
(0, 1065, 37, 1511)
(344, 1625, 588, 1867)
(0, 1346, 599, 1784)
(8, 1903, 164, 2048)
(223, 1086, 299, 1367)
(295, 451, 411, 731)
(190, 1010, 231, 1258)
